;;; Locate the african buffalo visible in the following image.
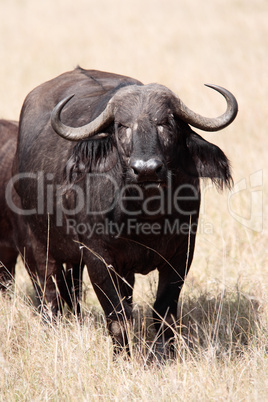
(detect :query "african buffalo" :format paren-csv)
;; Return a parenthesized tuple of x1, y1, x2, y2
(0, 119, 20, 289)
(0, 120, 81, 310)
(13, 67, 237, 354)
(0, 120, 43, 296)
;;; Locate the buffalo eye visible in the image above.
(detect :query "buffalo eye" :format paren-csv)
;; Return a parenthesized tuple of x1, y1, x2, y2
(117, 123, 131, 135)
(157, 113, 175, 131)
(116, 123, 132, 154)
(117, 124, 131, 138)
(117, 123, 128, 130)
(157, 126, 171, 148)
(157, 118, 176, 148)
(116, 123, 127, 137)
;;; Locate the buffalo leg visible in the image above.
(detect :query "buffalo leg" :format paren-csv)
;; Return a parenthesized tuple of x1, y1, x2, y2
(25, 233, 72, 316)
(86, 253, 134, 354)
(153, 247, 195, 358)
(153, 268, 185, 352)
(26, 256, 84, 316)
(93, 273, 135, 355)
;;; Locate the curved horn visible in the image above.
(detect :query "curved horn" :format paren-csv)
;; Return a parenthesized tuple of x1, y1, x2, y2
(175, 84, 238, 131)
(51, 95, 114, 141)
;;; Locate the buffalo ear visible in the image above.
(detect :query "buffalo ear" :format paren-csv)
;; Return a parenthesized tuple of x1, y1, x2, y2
(183, 131, 233, 190)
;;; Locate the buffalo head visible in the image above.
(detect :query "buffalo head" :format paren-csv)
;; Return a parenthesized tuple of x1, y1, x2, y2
(51, 82, 237, 190)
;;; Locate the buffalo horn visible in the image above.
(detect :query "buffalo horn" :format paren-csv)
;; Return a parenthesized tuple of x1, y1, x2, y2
(51, 95, 114, 141)
(175, 84, 238, 131)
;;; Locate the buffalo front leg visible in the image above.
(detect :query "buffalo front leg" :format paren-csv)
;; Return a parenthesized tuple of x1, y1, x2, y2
(153, 251, 194, 359)
(153, 268, 184, 359)
(85, 252, 134, 355)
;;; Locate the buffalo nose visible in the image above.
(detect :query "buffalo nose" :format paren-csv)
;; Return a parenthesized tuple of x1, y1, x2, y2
(130, 158, 164, 180)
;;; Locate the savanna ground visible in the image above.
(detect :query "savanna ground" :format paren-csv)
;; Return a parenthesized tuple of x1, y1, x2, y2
(0, 0, 268, 400)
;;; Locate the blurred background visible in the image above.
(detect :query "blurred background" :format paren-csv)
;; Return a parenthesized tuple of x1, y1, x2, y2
(0, 0, 267, 296)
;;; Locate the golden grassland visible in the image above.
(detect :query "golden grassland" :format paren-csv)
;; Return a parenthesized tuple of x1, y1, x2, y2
(0, 0, 268, 400)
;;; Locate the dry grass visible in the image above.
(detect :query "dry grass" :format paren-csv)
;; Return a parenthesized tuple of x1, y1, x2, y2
(1, 277, 268, 400)
(0, 0, 268, 400)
